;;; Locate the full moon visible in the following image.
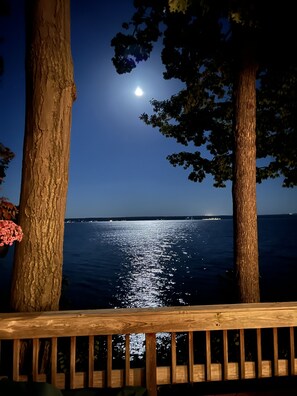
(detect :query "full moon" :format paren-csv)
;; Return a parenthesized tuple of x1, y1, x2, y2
(134, 86, 144, 96)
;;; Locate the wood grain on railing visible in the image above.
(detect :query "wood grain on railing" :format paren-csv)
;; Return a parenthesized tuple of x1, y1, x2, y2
(1, 302, 297, 395)
(1, 302, 297, 339)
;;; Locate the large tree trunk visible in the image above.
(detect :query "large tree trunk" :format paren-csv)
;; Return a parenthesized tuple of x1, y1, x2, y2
(11, 0, 76, 312)
(232, 35, 260, 303)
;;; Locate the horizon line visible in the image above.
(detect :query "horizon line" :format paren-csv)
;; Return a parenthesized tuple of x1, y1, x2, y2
(65, 213, 296, 220)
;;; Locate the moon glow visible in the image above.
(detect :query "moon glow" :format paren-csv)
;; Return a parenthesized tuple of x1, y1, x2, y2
(134, 86, 144, 96)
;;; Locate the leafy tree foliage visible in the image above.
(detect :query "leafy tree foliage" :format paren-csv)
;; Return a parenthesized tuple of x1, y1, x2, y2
(0, 143, 14, 186)
(0, 0, 10, 75)
(112, 0, 297, 189)
(112, 0, 297, 302)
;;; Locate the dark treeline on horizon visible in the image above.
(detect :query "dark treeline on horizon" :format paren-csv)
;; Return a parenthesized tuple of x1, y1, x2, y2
(64, 214, 296, 222)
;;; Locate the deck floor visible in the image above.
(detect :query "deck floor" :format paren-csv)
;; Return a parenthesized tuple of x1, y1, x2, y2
(61, 381, 297, 396)
(202, 390, 297, 396)
(61, 388, 297, 396)
(157, 378, 297, 396)
(2, 379, 294, 396)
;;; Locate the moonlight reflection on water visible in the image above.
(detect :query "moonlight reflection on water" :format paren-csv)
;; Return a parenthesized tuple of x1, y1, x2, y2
(101, 220, 195, 358)
(109, 220, 193, 308)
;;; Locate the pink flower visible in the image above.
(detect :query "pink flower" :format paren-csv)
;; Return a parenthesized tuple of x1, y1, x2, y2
(0, 220, 23, 246)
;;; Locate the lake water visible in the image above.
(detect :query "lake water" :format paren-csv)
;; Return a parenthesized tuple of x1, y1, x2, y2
(1, 215, 297, 311)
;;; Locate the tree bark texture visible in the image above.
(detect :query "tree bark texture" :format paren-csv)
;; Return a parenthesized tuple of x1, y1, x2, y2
(232, 38, 260, 303)
(11, 0, 76, 312)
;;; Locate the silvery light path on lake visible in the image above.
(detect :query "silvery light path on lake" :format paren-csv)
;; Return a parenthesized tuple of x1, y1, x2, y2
(61, 215, 297, 310)
(1, 215, 296, 312)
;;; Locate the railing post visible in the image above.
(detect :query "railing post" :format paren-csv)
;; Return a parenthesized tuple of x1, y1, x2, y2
(146, 333, 157, 396)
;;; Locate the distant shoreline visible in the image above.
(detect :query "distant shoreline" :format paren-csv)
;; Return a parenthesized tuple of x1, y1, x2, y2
(65, 213, 296, 223)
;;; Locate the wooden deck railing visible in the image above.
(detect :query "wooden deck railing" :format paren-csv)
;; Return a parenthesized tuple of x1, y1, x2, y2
(1, 302, 297, 395)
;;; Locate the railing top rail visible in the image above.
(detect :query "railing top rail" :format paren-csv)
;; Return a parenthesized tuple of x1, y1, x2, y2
(1, 302, 297, 339)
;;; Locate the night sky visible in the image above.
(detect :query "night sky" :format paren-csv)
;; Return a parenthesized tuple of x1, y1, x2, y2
(0, 0, 296, 218)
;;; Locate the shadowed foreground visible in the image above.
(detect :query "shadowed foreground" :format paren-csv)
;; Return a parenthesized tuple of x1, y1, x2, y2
(2, 378, 297, 396)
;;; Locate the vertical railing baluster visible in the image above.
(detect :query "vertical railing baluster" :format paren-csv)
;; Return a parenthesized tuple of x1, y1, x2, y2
(146, 333, 157, 396)
(32, 338, 39, 381)
(51, 337, 58, 387)
(205, 331, 211, 381)
(239, 329, 245, 379)
(273, 328, 279, 376)
(13, 339, 21, 381)
(223, 330, 228, 380)
(188, 331, 194, 383)
(171, 332, 177, 385)
(70, 336, 76, 389)
(125, 334, 130, 386)
(107, 335, 112, 388)
(256, 329, 262, 378)
(290, 327, 295, 375)
(88, 335, 94, 388)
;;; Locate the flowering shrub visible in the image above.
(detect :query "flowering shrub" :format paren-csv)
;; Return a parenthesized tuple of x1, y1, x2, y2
(0, 220, 23, 246)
